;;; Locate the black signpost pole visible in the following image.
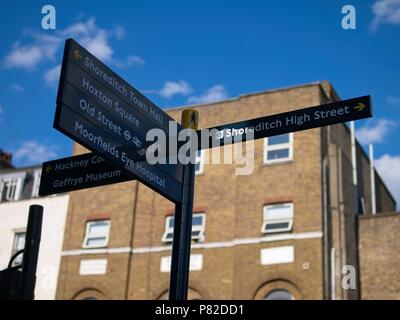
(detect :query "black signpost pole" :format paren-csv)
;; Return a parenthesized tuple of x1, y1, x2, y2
(169, 110, 199, 300)
(20, 205, 43, 300)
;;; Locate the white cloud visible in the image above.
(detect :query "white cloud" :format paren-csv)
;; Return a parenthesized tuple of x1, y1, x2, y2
(371, 0, 400, 30)
(114, 54, 146, 68)
(126, 55, 146, 66)
(114, 25, 125, 40)
(387, 96, 400, 106)
(187, 85, 228, 104)
(4, 43, 45, 69)
(3, 33, 62, 69)
(2, 17, 133, 70)
(44, 64, 61, 87)
(13, 141, 58, 166)
(375, 154, 400, 209)
(10, 83, 24, 92)
(355, 118, 396, 144)
(59, 17, 118, 62)
(159, 80, 193, 98)
(79, 29, 114, 61)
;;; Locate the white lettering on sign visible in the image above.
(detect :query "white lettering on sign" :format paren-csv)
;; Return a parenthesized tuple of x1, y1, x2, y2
(78, 98, 143, 150)
(74, 121, 120, 158)
(160, 254, 203, 272)
(314, 106, 350, 119)
(91, 155, 105, 165)
(85, 170, 121, 182)
(53, 176, 83, 188)
(84, 57, 128, 97)
(73, 120, 166, 189)
(79, 259, 108, 275)
(51, 170, 122, 189)
(260, 246, 294, 265)
(216, 106, 352, 140)
(83, 55, 164, 126)
(80, 77, 140, 128)
(82, 77, 113, 108)
(55, 159, 89, 171)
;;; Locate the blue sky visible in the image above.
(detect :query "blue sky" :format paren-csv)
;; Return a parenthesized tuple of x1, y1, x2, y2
(0, 0, 399, 204)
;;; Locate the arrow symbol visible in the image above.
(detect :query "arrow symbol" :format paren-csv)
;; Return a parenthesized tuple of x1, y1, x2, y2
(73, 49, 83, 60)
(354, 103, 366, 112)
(45, 165, 53, 173)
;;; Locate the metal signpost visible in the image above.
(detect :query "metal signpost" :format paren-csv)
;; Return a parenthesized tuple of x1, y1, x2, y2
(42, 37, 373, 301)
(169, 110, 199, 300)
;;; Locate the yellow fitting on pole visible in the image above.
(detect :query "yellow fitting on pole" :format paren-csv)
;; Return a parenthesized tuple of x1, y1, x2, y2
(181, 109, 199, 130)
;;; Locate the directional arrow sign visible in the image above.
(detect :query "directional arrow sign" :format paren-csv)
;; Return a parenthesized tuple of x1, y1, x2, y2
(39, 153, 136, 196)
(54, 38, 183, 203)
(198, 95, 372, 149)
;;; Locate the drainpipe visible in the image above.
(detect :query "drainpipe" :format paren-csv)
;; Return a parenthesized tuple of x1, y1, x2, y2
(350, 121, 361, 299)
(369, 144, 377, 215)
(350, 122, 358, 202)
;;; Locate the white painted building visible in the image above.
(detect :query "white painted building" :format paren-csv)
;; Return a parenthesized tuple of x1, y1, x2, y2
(0, 165, 69, 300)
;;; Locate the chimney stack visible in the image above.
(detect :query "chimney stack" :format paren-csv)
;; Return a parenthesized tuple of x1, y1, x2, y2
(0, 149, 14, 169)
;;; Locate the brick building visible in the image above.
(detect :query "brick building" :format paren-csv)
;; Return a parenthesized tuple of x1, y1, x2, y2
(55, 81, 397, 300)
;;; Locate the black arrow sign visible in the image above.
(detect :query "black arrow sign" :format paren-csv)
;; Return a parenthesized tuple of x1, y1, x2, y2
(53, 38, 183, 203)
(39, 153, 136, 196)
(198, 95, 372, 149)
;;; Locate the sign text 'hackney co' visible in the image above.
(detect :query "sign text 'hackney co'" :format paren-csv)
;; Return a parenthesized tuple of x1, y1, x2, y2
(39, 152, 136, 196)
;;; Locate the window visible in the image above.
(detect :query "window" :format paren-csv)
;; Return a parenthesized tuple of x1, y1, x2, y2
(195, 150, 205, 175)
(191, 214, 206, 241)
(82, 220, 110, 248)
(162, 216, 175, 243)
(261, 203, 293, 234)
(264, 289, 294, 300)
(11, 232, 26, 266)
(0, 173, 25, 202)
(264, 133, 293, 163)
(31, 170, 41, 198)
(162, 213, 206, 243)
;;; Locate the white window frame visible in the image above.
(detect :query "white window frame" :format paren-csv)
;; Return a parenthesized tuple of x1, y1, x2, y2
(261, 203, 294, 234)
(264, 133, 293, 164)
(195, 150, 205, 175)
(162, 213, 206, 243)
(11, 231, 26, 266)
(161, 216, 175, 243)
(191, 213, 206, 241)
(31, 169, 41, 198)
(0, 173, 25, 202)
(82, 220, 111, 249)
